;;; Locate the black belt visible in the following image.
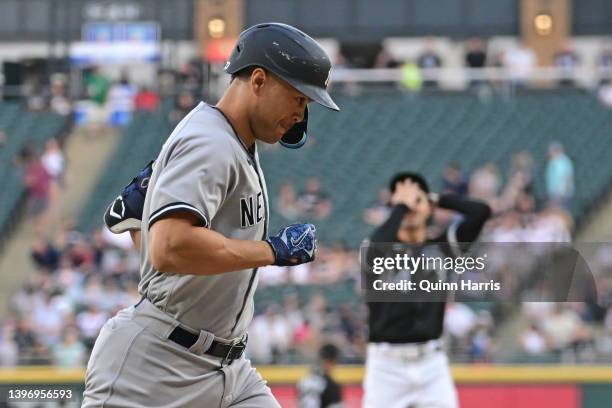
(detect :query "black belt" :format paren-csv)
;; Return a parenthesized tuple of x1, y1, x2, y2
(168, 326, 246, 364)
(134, 296, 245, 364)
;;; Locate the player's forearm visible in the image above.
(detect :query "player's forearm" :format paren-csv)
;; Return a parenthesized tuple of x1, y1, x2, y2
(169, 230, 274, 275)
(150, 220, 274, 275)
(370, 204, 409, 242)
(438, 194, 489, 215)
(438, 194, 491, 241)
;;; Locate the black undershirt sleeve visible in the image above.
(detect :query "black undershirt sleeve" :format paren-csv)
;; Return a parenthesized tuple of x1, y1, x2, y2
(370, 204, 409, 243)
(436, 194, 492, 243)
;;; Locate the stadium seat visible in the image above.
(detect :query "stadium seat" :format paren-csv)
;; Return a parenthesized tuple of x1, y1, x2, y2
(79, 92, 612, 247)
(0, 105, 67, 236)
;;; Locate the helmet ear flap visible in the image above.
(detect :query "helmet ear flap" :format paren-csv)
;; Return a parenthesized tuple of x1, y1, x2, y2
(279, 107, 308, 149)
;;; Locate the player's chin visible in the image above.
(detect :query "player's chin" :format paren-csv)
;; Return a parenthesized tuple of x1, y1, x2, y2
(269, 125, 287, 143)
(255, 128, 283, 144)
(265, 132, 284, 145)
(405, 216, 425, 228)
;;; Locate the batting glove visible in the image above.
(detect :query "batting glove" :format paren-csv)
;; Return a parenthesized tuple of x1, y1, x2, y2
(266, 223, 317, 266)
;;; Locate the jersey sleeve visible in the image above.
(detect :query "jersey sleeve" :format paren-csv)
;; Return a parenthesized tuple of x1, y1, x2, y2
(148, 132, 236, 228)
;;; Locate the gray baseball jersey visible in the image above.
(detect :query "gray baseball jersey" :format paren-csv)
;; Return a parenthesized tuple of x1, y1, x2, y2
(139, 102, 269, 340)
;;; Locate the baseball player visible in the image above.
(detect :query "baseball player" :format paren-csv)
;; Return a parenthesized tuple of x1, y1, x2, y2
(297, 344, 343, 408)
(363, 173, 491, 408)
(83, 23, 339, 408)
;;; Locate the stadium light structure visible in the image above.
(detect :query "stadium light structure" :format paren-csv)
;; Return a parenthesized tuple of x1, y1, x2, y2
(208, 17, 226, 39)
(534, 13, 553, 36)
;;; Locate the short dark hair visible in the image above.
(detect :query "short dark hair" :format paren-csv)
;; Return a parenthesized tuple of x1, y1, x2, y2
(319, 343, 340, 362)
(389, 172, 429, 194)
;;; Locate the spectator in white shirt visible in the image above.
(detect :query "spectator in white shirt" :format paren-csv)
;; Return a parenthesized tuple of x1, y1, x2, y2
(503, 43, 537, 87)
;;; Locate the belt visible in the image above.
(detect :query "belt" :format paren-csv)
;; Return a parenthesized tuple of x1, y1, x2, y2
(134, 296, 246, 365)
(369, 339, 443, 360)
(168, 326, 247, 365)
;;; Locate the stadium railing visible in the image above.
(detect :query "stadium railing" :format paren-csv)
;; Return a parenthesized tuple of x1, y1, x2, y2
(330, 66, 612, 91)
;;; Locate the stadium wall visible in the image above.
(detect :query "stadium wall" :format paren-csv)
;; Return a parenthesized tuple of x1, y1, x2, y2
(1, 366, 611, 408)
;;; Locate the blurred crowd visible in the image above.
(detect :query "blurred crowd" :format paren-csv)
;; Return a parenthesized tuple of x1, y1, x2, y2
(4, 134, 611, 368)
(16, 60, 205, 133)
(252, 138, 605, 366)
(277, 177, 334, 221)
(363, 142, 575, 242)
(458, 142, 574, 242)
(0, 223, 140, 367)
(387, 38, 574, 85)
(2, 62, 612, 369)
(74, 63, 202, 130)
(336, 37, 612, 97)
(248, 289, 365, 365)
(518, 303, 597, 363)
(0, 218, 366, 367)
(13, 138, 66, 236)
(24, 74, 72, 117)
(515, 244, 612, 363)
(1, 62, 204, 236)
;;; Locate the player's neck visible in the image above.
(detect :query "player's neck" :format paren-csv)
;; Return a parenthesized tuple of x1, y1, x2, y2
(216, 91, 256, 148)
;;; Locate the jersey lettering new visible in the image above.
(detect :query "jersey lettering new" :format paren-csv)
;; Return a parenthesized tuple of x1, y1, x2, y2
(138, 102, 269, 339)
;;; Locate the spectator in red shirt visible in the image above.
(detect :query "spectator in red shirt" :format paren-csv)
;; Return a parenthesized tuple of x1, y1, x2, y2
(23, 153, 52, 235)
(134, 87, 160, 112)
